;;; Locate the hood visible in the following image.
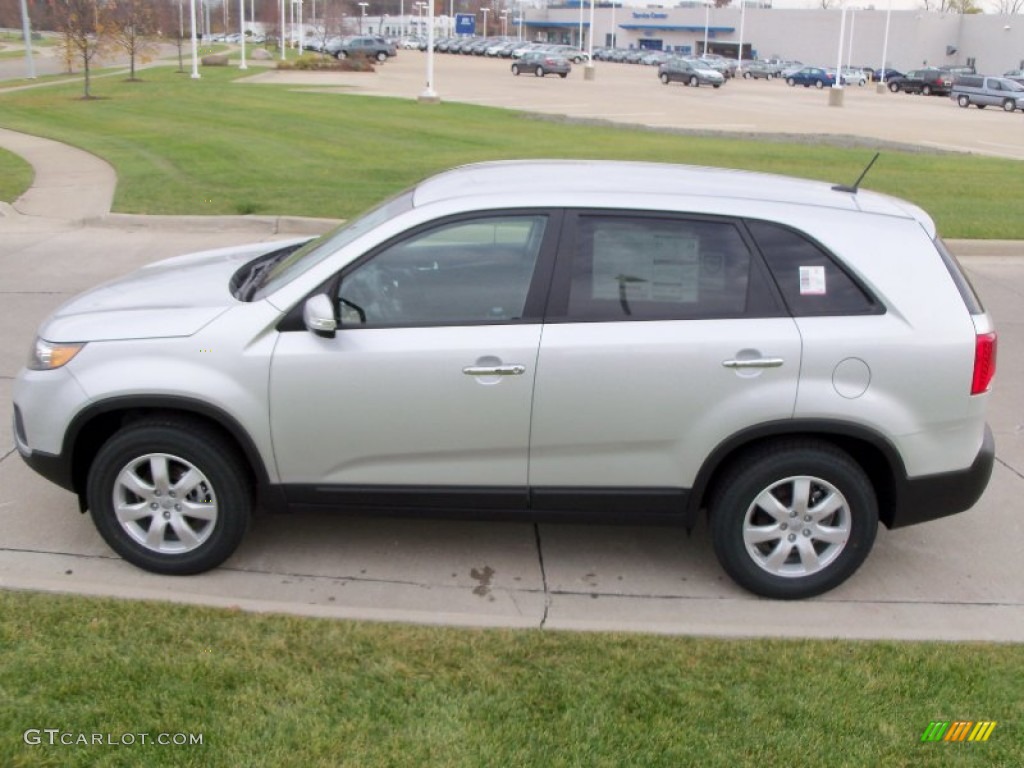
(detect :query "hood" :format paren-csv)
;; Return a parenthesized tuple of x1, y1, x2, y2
(39, 239, 305, 343)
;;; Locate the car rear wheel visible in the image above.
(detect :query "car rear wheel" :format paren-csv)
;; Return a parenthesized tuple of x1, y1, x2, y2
(688, 75, 699, 87)
(1003, 98, 1017, 112)
(559, 72, 567, 78)
(922, 84, 932, 95)
(815, 79, 824, 89)
(512, 64, 520, 75)
(743, 71, 751, 79)
(710, 441, 877, 599)
(376, 51, 387, 62)
(87, 418, 252, 575)
(660, 72, 670, 84)
(766, 73, 773, 80)
(336, 51, 347, 60)
(535, 66, 544, 77)
(957, 95, 970, 107)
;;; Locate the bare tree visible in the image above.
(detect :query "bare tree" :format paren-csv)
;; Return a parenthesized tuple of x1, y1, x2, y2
(820, 0, 840, 8)
(107, 0, 160, 80)
(994, 0, 1024, 11)
(51, 0, 112, 98)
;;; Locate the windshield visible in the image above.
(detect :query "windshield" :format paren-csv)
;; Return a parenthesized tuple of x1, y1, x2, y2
(252, 189, 415, 300)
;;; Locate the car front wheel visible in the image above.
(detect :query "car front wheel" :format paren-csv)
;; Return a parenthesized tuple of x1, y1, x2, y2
(688, 75, 699, 87)
(336, 51, 347, 60)
(512, 64, 520, 76)
(535, 66, 544, 77)
(710, 441, 877, 599)
(922, 84, 932, 95)
(888, 81, 899, 92)
(87, 418, 252, 575)
(660, 72, 670, 84)
(376, 51, 387, 62)
(787, 77, 796, 86)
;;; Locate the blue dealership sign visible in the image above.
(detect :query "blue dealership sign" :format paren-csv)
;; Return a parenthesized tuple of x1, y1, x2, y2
(455, 13, 475, 35)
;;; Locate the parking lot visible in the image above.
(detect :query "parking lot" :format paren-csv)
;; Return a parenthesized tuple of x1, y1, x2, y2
(243, 50, 1024, 161)
(1, 54, 1023, 639)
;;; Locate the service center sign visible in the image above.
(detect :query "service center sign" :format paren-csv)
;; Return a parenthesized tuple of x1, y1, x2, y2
(455, 13, 476, 35)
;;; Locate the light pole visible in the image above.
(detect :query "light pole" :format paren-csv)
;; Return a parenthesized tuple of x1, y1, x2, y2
(419, 0, 439, 101)
(416, 1, 424, 36)
(18, 0, 35, 78)
(879, 0, 892, 90)
(482, 7, 490, 38)
(501, 9, 508, 37)
(239, 0, 247, 69)
(358, 2, 368, 33)
(190, 0, 201, 77)
(703, 1, 710, 56)
(737, 0, 745, 73)
(610, 0, 616, 49)
(846, 8, 856, 72)
(280, 0, 286, 60)
(831, 1, 847, 106)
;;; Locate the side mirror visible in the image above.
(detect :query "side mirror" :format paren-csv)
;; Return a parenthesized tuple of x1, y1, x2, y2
(303, 294, 337, 338)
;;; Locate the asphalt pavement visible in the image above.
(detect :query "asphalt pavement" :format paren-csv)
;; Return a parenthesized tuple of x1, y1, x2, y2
(1, 60, 1023, 640)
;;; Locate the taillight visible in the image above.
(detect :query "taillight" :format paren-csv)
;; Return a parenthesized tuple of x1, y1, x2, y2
(971, 332, 997, 395)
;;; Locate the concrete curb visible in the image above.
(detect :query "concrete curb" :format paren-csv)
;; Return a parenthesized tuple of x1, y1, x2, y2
(945, 239, 1024, 258)
(86, 212, 342, 236)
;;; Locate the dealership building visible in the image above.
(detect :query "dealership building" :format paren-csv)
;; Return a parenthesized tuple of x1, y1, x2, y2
(519, 5, 1024, 74)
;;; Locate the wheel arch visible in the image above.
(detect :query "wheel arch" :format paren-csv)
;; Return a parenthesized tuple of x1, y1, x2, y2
(64, 396, 282, 514)
(687, 420, 904, 528)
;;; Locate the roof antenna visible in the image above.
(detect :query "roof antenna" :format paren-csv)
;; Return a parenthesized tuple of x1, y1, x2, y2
(832, 152, 881, 194)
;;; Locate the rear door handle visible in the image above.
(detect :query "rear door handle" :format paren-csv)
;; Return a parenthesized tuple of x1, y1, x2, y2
(463, 365, 527, 376)
(722, 358, 784, 369)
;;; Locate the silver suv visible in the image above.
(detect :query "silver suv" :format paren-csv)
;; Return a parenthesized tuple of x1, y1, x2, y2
(13, 161, 997, 599)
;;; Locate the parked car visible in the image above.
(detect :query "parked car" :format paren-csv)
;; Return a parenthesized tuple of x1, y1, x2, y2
(873, 68, 904, 83)
(13, 160, 996, 600)
(786, 66, 837, 88)
(840, 67, 867, 86)
(658, 57, 725, 87)
(1003, 68, 1024, 85)
(512, 51, 571, 78)
(740, 61, 776, 80)
(951, 75, 1024, 112)
(333, 36, 397, 62)
(887, 68, 952, 95)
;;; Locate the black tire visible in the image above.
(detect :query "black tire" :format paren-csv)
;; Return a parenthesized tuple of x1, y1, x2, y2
(922, 84, 932, 96)
(336, 50, 347, 60)
(815, 79, 824, 89)
(376, 51, 387, 63)
(710, 440, 878, 599)
(1003, 98, 1016, 112)
(888, 81, 899, 92)
(688, 75, 699, 87)
(559, 72, 567, 78)
(766, 73, 773, 80)
(87, 417, 252, 575)
(957, 95, 970, 108)
(660, 72, 670, 85)
(977, 104, 986, 109)
(787, 77, 796, 86)
(512, 64, 520, 76)
(743, 71, 751, 79)
(535, 66, 544, 77)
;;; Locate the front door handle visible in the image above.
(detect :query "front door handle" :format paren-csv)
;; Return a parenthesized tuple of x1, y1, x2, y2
(463, 365, 527, 377)
(721, 358, 784, 369)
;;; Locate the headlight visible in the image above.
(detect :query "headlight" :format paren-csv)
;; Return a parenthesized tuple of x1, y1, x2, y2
(28, 338, 86, 370)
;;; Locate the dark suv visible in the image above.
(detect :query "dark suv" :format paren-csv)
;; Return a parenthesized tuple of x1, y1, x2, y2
(332, 36, 397, 62)
(887, 68, 953, 96)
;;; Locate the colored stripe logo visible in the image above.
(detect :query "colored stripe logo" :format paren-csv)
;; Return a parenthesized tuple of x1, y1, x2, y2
(921, 721, 997, 742)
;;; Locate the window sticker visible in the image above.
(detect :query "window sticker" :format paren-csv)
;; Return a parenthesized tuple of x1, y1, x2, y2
(592, 229, 700, 304)
(799, 265, 827, 296)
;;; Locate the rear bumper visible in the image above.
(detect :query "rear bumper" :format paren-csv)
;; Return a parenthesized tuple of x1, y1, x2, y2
(888, 424, 995, 528)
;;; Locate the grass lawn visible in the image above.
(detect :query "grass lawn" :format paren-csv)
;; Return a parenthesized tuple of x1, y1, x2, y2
(0, 146, 33, 201)
(0, 589, 1020, 767)
(0, 65, 1022, 238)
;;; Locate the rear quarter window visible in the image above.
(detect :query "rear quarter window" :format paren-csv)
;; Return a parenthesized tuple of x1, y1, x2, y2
(934, 237, 985, 315)
(746, 219, 882, 317)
